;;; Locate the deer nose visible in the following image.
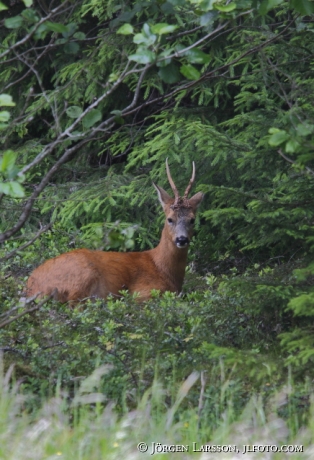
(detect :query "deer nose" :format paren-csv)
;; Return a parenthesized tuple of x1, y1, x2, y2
(175, 236, 189, 247)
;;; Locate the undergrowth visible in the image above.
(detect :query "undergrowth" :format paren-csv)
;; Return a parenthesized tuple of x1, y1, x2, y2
(0, 360, 313, 460)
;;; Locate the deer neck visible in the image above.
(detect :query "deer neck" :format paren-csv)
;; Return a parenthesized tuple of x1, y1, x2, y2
(150, 226, 188, 292)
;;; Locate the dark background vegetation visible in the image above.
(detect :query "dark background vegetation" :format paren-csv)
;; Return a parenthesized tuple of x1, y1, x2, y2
(1, 0, 314, 432)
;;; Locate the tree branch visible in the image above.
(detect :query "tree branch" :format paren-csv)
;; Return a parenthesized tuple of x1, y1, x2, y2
(278, 149, 314, 175)
(18, 61, 139, 176)
(0, 223, 52, 262)
(0, 1, 71, 59)
(0, 294, 53, 329)
(0, 13, 295, 244)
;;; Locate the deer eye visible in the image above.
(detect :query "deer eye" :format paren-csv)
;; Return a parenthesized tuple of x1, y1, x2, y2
(167, 218, 173, 224)
(190, 218, 195, 224)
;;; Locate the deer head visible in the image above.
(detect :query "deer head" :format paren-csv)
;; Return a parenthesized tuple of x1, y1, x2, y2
(153, 159, 204, 248)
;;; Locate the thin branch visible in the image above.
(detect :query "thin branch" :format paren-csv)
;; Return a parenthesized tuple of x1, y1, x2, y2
(166, 24, 203, 40)
(119, 18, 294, 120)
(278, 149, 314, 175)
(3, 36, 55, 92)
(278, 149, 296, 165)
(0, 1, 70, 59)
(0, 15, 294, 244)
(12, 49, 59, 127)
(124, 65, 150, 111)
(0, 136, 91, 242)
(0, 223, 52, 262)
(0, 294, 53, 329)
(2, 30, 112, 69)
(42, 341, 65, 350)
(0, 347, 25, 356)
(160, 22, 230, 63)
(162, 9, 253, 61)
(10, 12, 259, 178)
(18, 61, 136, 176)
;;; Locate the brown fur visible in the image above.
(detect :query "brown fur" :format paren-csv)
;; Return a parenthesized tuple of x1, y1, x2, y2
(26, 173, 204, 303)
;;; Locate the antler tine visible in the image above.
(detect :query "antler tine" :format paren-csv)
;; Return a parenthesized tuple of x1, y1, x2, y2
(166, 158, 180, 202)
(183, 161, 196, 199)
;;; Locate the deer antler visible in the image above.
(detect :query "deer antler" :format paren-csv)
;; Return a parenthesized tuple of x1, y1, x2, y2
(166, 158, 180, 205)
(183, 161, 195, 199)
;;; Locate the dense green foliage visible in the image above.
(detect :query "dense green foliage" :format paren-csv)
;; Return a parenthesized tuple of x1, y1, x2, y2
(1, 0, 314, 439)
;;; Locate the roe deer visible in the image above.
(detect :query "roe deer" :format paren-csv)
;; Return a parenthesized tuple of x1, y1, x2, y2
(26, 159, 204, 302)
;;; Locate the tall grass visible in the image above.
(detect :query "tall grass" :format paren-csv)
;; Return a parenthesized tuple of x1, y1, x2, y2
(0, 359, 314, 460)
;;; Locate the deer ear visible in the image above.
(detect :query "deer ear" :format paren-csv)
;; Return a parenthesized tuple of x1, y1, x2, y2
(189, 191, 204, 209)
(153, 183, 173, 210)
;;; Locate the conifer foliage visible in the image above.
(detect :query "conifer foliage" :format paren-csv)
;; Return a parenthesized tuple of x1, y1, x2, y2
(1, 0, 314, 384)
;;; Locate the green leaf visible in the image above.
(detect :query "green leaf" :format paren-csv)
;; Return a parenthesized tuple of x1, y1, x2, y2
(6, 164, 19, 179)
(4, 16, 23, 29)
(285, 139, 300, 153)
(290, 0, 314, 14)
(167, 0, 186, 5)
(259, 0, 284, 15)
(296, 124, 313, 137)
(160, 1, 174, 13)
(66, 106, 83, 119)
(0, 181, 24, 198)
(45, 21, 68, 33)
(142, 23, 152, 37)
(21, 8, 38, 22)
(114, 116, 125, 125)
(268, 127, 281, 134)
(0, 183, 10, 195)
(110, 110, 123, 116)
(117, 23, 134, 34)
(156, 48, 174, 67)
(62, 22, 78, 39)
(55, 38, 67, 45)
(70, 131, 84, 139)
(73, 32, 86, 40)
(134, 31, 156, 46)
(22, 0, 33, 6)
(0, 2, 8, 11)
(184, 48, 210, 64)
(33, 23, 50, 40)
(151, 23, 178, 34)
(0, 150, 17, 173)
(200, 12, 216, 26)
(10, 183, 26, 198)
(82, 109, 102, 129)
(16, 172, 25, 182)
(214, 2, 237, 12)
(137, 23, 157, 45)
(133, 33, 147, 44)
(159, 62, 181, 83)
(124, 227, 135, 239)
(117, 11, 134, 23)
(125, 239, 134, 249)
(196, 0, 219, 12)
(129, 49, 156, 64)
(108, 73, 119, 82)
(180, 64, 201, 80)
(0, 94, 15, 107)
(0, 111, 10, 122)
(268, 129, 289, 146)
(64, 42, 80, 54)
